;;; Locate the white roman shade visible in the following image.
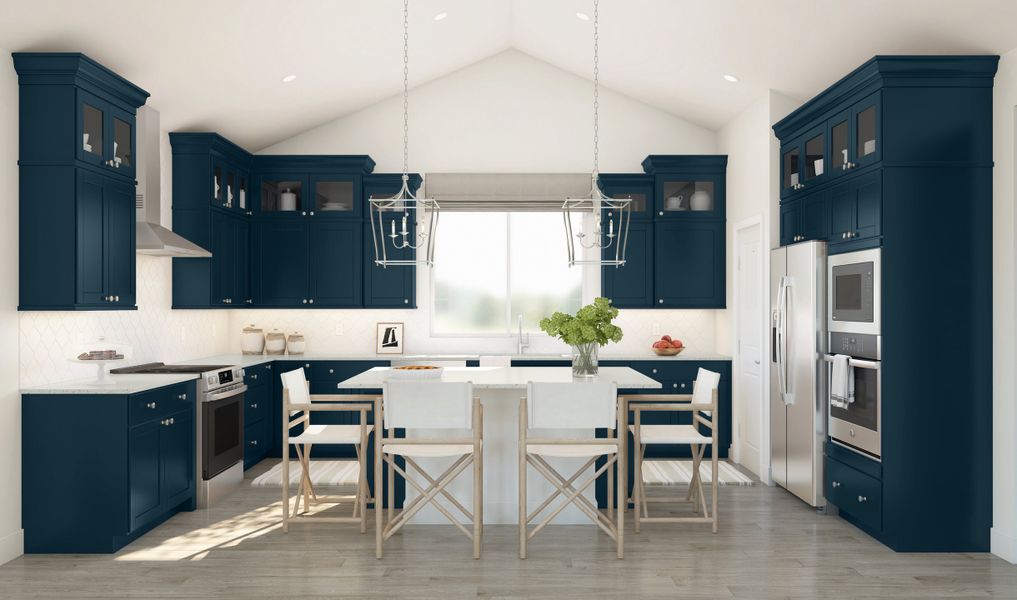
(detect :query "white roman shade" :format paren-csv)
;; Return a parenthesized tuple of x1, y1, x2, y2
(424, 173, 591, 211)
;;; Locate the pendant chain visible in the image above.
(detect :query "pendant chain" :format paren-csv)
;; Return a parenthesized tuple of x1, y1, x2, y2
(402, 0, 410, 178)
(592, 0, 600, 177)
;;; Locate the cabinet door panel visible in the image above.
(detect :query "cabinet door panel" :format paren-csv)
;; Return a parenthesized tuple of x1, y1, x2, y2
(780, 201, 801, 246)
(254, 221, 309, 306)
(211, 211, 235, 305)
(129, 420, 162, 531)
(77, 91, 108, 168)
(160, 408, 193, 509)
(602, 220, 653, 307)
(852, 92, 881, 169)
(105, 177, 136, 306)
(76, 171, 107, 305)
(654, 221, 724, 308)
(363, 218, 414, 307)
(829, 183, 854, 241)
(310, 221, 362, 307)
(107, 104, 136, 179)
(801, 192, 830, 242)
(853, 172, 882, 240)
(237, 218, 250, 304)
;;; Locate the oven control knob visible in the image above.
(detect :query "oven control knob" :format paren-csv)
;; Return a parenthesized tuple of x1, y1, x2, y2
(207, 375, 216, 385)
(849, 429, 856, 437)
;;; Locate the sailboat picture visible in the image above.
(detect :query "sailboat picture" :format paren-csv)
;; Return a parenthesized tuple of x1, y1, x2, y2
(376, 322, 404, 354)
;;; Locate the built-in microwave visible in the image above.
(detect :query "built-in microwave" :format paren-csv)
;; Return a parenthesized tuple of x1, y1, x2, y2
(828, 248, 881, 335)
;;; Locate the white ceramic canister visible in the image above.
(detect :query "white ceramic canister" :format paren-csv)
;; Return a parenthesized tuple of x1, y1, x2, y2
(279, 188, 297, 211)
(241, 324, 265, 355)
(287, 332, 306, 355)
(689, 190, 712, 211)
(265, 329, 287, 355)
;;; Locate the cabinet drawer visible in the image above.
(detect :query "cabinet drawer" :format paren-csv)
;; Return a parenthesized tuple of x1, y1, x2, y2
(130, 382, 193, 426)
(245, 390, 268, 426)
(825, 453, 882, 533)
(243, 362, 274, 386)
(311, 360, 388, 389)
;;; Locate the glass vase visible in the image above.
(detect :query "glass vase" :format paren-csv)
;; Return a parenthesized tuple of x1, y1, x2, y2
(570, 342, 599, 377)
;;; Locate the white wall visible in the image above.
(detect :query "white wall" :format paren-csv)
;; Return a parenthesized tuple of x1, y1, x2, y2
(0, 48, 22, 566)
(714, 91, 800, 478)
(992, 47, 1017, 564)
(251, 49, 721, 357)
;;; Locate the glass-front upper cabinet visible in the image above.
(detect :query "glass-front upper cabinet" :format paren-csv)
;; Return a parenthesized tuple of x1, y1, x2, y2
(310, 175, 359, 218)
(781, 138, 802, 197)
(804, 127, 825, 183)
(598, 174, 653, 221)
(260, 175, 307, 215)
(829, 110, 851, 173)
(238, 172, 249, 213)
(654, 176, 723, 218)
(79, 98, 105, 167)
(852, 91, 881, 168)
(111, 113, 133, 177)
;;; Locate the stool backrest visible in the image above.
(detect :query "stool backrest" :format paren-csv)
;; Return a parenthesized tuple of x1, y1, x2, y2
(280, 367, 310, 406)
(383, 380, 474, 429)
(692, 368, 721, 415)
(526, 381, 618, 430)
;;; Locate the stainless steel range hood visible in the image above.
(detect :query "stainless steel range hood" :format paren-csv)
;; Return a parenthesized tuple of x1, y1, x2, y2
(135, 106, 211, 257)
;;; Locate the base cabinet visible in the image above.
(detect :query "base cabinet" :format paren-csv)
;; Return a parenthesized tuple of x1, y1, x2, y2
(23, 381, 196, 553)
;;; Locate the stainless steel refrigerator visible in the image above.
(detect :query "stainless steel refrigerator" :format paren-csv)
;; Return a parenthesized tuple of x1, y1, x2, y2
(770, 241, 827, 508)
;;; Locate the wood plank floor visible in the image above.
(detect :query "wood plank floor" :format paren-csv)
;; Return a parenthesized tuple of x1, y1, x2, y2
(2, 460, 1016, 599)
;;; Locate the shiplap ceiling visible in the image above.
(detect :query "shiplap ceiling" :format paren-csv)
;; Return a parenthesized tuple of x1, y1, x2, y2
(2, 0, 1017, 150)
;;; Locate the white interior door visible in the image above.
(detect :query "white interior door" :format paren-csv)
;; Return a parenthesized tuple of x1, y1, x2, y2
(735, 223, 763, 477)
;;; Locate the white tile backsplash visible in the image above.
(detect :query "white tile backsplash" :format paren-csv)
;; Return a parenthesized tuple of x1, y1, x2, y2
(19, 256, 718, 388)
(19, 256, 230, 387)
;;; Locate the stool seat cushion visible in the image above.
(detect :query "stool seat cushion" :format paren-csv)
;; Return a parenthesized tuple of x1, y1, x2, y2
(527, 443, 618, 457)
(289, 424, 372, 445)
(630, 424, 712, 445)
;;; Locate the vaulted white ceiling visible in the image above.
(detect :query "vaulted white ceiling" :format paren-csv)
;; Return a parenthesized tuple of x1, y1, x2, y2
(2, 0, 1017, 150)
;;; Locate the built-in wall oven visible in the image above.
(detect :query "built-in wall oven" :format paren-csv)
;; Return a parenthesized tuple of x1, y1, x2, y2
(828, 248, 880, 335)
(825, 332, 881, 458)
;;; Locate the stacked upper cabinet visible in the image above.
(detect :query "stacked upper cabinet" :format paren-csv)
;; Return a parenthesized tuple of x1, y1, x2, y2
(250, 156, 374, 308)
(599, 157, 727, 309)
(772, 56, 998, 552)
(169, 133, 253, 308)
(15, 53, 149, 310)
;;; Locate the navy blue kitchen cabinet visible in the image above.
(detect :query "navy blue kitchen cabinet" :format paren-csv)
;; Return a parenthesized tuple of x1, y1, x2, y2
(23, 381, 196, 553)
(243, 362, 273, 469)
(310, 221, 362, 307)
(828, 169, 881, 249)
(773, 55, 997, 551)
(779, 200, 802, 246)
(599, 174, 655, 308)
(602, 221, 654, 307)
(252, 220, 309, 306)
(642, 155, 727, 220)
(363, 174, 422, 308)
(653, 220, 725, 308)
(252, 155, 373, 218)
(598, 160, 726, 309)
(170, 133, 253, 308)
(15, 53, 148, 311)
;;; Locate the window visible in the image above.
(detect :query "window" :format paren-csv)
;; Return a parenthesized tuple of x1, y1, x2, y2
(432, 212, 583, 335)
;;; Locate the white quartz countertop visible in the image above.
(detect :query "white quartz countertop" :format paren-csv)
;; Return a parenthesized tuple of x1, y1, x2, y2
(338, 366, 663, 390)
(21, 373, 199, 395)
(22, 351, 727, 395)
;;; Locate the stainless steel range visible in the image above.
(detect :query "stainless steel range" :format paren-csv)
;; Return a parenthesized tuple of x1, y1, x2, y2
(111, 362, 247, 507)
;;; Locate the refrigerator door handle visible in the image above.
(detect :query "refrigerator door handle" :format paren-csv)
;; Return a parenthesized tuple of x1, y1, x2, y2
(778, 276, 794, 406)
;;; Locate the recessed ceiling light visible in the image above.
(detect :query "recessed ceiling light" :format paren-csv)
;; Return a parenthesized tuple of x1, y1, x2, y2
(723, 74, 739, 83)
(434, 11, 448, 21)
(576, 11, 590, 21)
(281, 74, 297, 83)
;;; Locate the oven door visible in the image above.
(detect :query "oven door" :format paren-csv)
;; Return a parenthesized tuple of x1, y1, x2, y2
(828, 357, 881, 458)
(202, 385, 247, 480)
(828, 248, 880, 335)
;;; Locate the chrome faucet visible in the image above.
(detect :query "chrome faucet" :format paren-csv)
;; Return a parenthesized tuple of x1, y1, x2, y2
(517, 314, 530, 355)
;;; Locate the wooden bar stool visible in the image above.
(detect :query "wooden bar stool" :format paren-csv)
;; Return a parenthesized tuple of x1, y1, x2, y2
(279, 368, 376, 533)
(519, 381, 625, 559)
(376, 381, 483, 559)
(627, 367, 721, 533)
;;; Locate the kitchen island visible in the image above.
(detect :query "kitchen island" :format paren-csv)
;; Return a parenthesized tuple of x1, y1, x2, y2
(340, 366, 660, 524)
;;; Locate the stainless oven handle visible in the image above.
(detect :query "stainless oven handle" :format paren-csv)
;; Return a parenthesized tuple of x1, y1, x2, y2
(206, 385, 248, 402)
(822, 354, 880, 370)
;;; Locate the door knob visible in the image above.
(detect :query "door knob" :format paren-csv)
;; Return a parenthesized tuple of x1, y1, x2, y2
(832, 481, 841, 488)
(147, 402, 157, 409)
(858, 495, 868, 503)
(309, 299, 314, 304)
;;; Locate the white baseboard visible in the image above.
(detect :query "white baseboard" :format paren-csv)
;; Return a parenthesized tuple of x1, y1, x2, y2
(992, 527, 1017, 564)
(0, 528, 23, 565)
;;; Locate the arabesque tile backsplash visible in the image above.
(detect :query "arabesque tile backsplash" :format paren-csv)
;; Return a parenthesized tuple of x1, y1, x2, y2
(19, 257, 719, 387)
